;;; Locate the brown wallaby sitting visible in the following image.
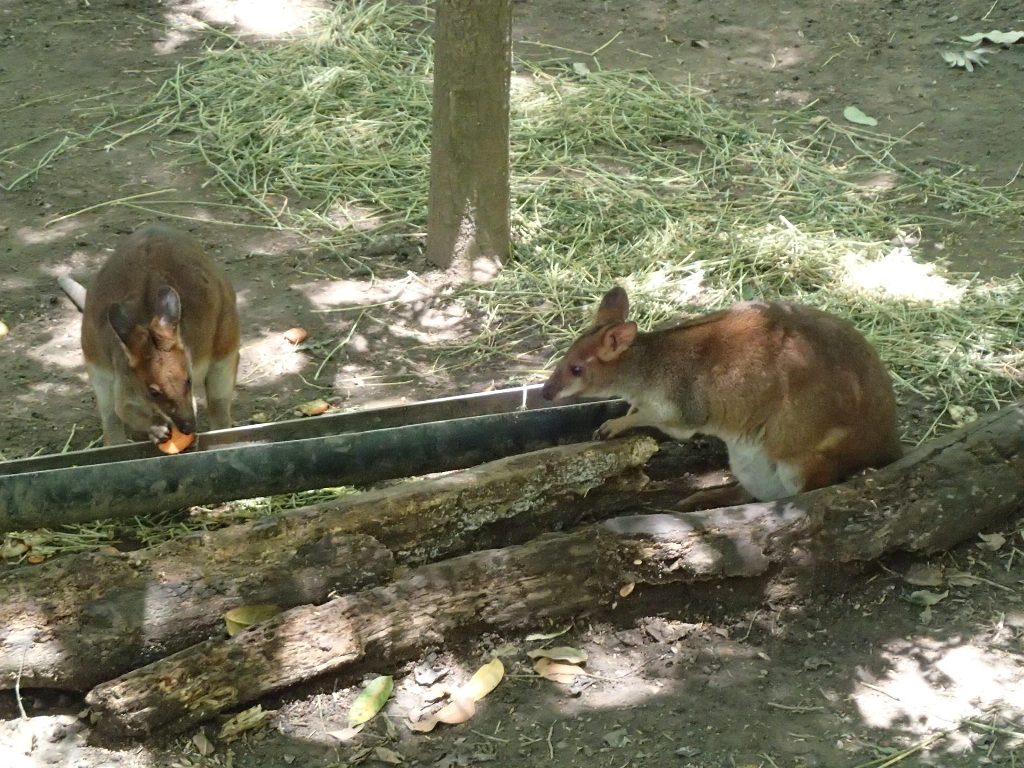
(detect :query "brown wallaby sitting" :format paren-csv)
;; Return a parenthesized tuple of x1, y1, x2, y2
(541, 286, 902, 505)
(59, 224, 240, 446)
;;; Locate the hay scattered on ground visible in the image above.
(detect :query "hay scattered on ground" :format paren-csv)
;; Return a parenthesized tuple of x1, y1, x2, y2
(46, 0, 1019, 442)
(2, 1, 1022, 557)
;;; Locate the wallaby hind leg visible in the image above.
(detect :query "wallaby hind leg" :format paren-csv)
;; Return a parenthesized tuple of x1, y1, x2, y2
(87, 365, 128, 445)
(205, 351, 238, 430)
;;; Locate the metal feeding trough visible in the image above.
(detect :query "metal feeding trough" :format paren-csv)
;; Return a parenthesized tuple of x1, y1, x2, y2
(0, 385, 627, 532)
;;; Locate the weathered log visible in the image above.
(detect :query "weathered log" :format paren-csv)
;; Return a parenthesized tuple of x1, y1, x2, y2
(0, 437, 658, 691)
(85, 402, 1024, 740)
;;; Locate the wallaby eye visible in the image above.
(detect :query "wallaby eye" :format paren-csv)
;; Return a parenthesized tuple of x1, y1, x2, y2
(148, 386, 162, 399)
(186, 377, 193, 388)
(569, 365, 584, 377)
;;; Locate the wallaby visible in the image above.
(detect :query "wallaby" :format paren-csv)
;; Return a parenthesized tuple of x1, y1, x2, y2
(541, 286, 902, 505)
(59, 224, 240, 446)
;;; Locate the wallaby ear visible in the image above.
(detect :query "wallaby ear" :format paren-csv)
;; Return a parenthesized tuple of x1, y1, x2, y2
(108, 303, 136, 347)
(153, 286, 181, 333)
(108, 304, 143, 366)
(594, 286, 629, 326)
(596, 321, 637, 362)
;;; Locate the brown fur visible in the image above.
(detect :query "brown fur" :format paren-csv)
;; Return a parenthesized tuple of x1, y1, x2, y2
(542, 286, 902, 501)
(78, 224, 240, 445)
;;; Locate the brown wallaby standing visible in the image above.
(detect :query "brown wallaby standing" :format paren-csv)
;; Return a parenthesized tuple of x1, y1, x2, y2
(542, 286, 902, 504)
(59, 224, 240, 446)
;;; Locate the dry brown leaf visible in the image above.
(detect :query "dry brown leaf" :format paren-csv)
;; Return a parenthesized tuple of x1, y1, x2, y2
(533, 657, 584, 685)
(526, 646, 588, 664)
(327, 724, 364, 741)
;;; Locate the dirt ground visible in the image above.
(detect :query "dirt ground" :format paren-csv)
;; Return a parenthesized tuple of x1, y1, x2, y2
(1, 0, 1023, 766)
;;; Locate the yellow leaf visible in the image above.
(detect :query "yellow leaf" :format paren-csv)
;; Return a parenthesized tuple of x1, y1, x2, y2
(533, 658, 584, 685)
(348, 675, 394, 728)
(526, 646, 588, 664)
(619, 582, 635, 598)
(435, 696, 476, 724)
(224, 604, 281, 637)
(460, 658, 504, 702)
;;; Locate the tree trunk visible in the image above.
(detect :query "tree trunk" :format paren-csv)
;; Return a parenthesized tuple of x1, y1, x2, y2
(0, 437, 658, 691)
(425, 0, 512, 276)
(85, 402, 1024, 741)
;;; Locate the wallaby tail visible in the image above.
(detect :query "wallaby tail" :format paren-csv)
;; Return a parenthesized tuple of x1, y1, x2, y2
(57, 275, 87, 312)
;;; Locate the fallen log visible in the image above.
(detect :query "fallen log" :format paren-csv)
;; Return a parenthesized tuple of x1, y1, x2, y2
(0, 436, 658, 691)
(86, 402, 1024, 740)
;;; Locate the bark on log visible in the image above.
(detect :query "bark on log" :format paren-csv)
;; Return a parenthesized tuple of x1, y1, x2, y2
(0, 437, 657, 691)
(86, 402, 1024, 741)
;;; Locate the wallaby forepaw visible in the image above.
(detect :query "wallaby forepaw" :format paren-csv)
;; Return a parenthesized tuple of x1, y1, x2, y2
(594, 419, 623, 441)
(148, 422, 172, 444)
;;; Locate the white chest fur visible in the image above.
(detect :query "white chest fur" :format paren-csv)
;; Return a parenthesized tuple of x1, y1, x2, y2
(724, 439, 803, 501)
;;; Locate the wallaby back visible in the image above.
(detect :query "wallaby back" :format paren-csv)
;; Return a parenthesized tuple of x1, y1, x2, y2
(542, 286, 901, 500)
(77, 224, 240, 445)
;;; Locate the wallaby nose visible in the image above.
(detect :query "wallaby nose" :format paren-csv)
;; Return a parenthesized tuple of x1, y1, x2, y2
(174, 414, 197, 436)
(540, 381, 555, 401)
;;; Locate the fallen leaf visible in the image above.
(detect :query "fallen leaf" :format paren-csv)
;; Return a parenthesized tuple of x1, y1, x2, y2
(904, 563, 944, 587)
(192, 731, 215, 756)
(0, 320, 8, 339)
(224, 604, 281, 637)
(414, 665, 448, 686)
(372, 746, 405, 765)
(940, 48, 992, 71)
(461, 658, 503, 702)
(533, 658, 584, 685)
(421, 684, 449, 703)
(802, 656, 832, 671)
(349, 675, 394, 727)
(618, 582, 635, 598)
(572, 61, 592, 77)
(296, 399, 331, 417)
(436, 696, 476, 724)
(525, 626, 571, 642)
(283, 327, 308, 345)
(328, 724, 364, 742)
(907, 589, 949, 607)
(947, 404, 978, 426)
(691, 39, 710, 49)
(960, 30, 1024, 45)
(526, 646, 588, 664)
(219, 705, 269, 741)
(920, 605, 934, 624)
(978, 532, 1006, 551)
(0, 538, 29, 559)
(604, 728, 630, 747)
(842, 105, 878, 127)
(946, 570, 982, 588)
(26, 554, 46, 565)
(408, 715, 439, 733)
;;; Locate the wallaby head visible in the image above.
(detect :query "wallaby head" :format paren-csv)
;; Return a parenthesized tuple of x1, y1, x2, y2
(108, 285, 197, 436)
(541, 286, 639, 401)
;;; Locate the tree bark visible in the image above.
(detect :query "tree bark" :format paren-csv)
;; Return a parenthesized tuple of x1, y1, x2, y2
(86, 402, 1024, 741)
(0, 437, 658, 691)
(425, 0, 512, 276)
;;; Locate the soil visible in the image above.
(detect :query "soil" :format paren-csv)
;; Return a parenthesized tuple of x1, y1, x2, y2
(1, 0, 1022, 766)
